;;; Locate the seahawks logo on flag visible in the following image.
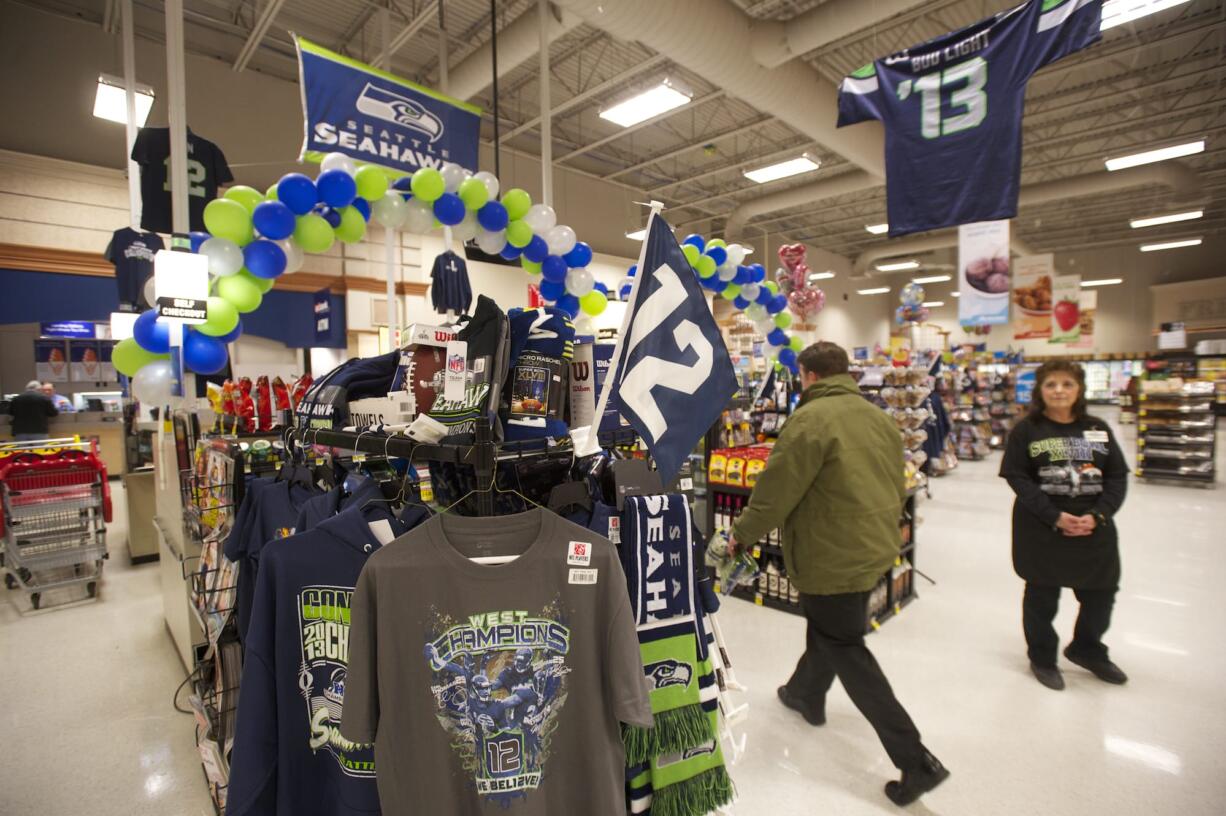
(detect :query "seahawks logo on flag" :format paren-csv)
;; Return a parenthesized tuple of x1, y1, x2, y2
(644, 659, 693, 690)
(591, 212, 738, 482)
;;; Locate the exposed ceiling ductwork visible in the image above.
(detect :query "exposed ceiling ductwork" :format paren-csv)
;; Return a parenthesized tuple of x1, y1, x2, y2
(749, 0, 929, 69)
(446, 4, 582, 101)
(548, 0, 886, 177)
(725, 169, 877, 239)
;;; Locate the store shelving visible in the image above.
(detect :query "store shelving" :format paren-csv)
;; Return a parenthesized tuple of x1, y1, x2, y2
(1135, 381, 1217, 487)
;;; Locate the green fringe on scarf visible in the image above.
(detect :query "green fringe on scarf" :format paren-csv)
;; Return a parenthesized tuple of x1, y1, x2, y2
(623, 703, 713, 766)
(650, 766, 735, 816)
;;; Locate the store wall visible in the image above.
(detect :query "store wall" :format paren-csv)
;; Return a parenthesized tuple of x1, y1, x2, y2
(229, 335, 303, 383)
(0, 323, 118, 397)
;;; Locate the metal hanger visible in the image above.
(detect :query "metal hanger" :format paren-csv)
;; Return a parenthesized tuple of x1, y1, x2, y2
(437, 465, 545, 565)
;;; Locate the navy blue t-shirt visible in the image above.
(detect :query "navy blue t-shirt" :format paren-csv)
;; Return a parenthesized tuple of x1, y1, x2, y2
(429, 250, 472, 314)
(226, 504, 426, 816)
(294, 474, 385, 533)
(104, 227, 163, 309)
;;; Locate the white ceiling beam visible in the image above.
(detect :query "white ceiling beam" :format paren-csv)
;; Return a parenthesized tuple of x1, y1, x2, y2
(377, 1, 439, 69)
(233, 0, 289, 72)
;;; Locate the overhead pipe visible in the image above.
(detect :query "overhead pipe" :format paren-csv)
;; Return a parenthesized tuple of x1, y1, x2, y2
(749, 0, 928, 69)
(446, 3, 581, 101)
(725, 169, 877, 239)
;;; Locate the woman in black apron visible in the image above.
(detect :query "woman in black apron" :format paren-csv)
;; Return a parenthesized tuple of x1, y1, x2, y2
(1000, 362, 1130, 690)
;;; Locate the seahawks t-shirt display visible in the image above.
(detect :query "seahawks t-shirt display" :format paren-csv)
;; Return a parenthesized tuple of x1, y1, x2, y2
(131, 126, 234, 233)
(226, 504, 425, 816)
(430, 250, 473, 314)
(342, 509, 652, 815)
(837, 0, 1102, 236)
(104, 227, 163, 309)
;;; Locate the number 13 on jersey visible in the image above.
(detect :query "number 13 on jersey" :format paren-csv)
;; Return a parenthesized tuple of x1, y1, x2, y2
(897, 57, 987, 140)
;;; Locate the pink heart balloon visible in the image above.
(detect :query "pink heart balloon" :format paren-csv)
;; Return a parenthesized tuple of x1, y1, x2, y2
(777, 243, 808, 273)
(788, 287, 826, 318)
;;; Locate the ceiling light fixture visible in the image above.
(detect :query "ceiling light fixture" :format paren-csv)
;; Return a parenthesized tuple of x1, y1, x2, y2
(1129, 210, 1203, 229)
(912, 274, 952, 284)
(857, 287, 891, 295)
(808, 271, 835, 281)
(951, 292, 961, 298)
(600, 80, 692, 128)
(1140, 237, 1203, 252)
(921, 301, 945, 307)
(1101, 0, 1192, 31)
(1105, 139, 1205, 171)
(875, 260, 920, 272)
(743, 154, 821, 184)
(1081, 278, 1124, 287)
(625, 228, 647, 241)
(93, 73, 155, 126)
(864, 223, 889, 235)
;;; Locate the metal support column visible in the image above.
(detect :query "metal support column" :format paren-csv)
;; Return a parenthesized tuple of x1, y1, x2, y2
(537, 0, 552, 206)
(120, 0, 141, 229)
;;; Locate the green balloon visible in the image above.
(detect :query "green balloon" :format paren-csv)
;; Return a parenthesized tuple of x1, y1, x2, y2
(112, 337, 166, 377)
(682, 244, 701, 267)
(215, 274, 263, 313)
(265, 184, 279, 201)
(721, 283, 741, 300)
(224, 185, 265, 214)
(774, 311, 793, 329)
(293, 213, 335, 254)
(502, 188, 532, 221)
(335, 206, 367, 244)
(790, 336, 804, 352)
(764, 280, 780, 295)
(580, 290, 608, 316)
(696, 256, 717, 278)
(410, 167, 445, 202)
(506, 220, 534, 248)
(239, 269, 275, 294)
(707, 238, 727, 250)
(458, 178, 489, 210)
(521, 258, 542, 275)
(355, 165, 389, 201)
(197, 296, 239, 337)
(203, 198, 254, 245)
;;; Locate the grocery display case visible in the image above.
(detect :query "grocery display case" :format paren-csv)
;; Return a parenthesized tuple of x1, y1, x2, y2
(1135, 380, 1217, 487)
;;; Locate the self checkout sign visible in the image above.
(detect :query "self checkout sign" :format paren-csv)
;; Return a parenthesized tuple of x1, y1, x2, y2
(153, 250, 209, 325)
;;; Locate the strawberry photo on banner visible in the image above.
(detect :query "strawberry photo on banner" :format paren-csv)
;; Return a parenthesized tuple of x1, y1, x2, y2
(1050, 275, 1082, 344)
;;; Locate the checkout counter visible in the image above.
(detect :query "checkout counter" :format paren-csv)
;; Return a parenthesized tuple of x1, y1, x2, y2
(0, 391, 127, 476)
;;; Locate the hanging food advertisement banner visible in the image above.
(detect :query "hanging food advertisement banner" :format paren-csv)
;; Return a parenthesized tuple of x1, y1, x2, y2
(295, 36, 482, 174)
(69, 340, 102, 382)
(99, 341, 116, 382)
(1069, 289, 1097, 349)
(34, 339, 69, 382)
(1011, 254, 1054, 340)
(1050, 275, 1082, 344)
(958, 220, 1011, 326)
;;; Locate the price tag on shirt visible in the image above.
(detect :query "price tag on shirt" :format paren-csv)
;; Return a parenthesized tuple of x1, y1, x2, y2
(678, 477, 694, 491)
(1084, 430, 1109, 443)
(569, 568, 598, 585)
(444, 340, 468, 403)
(607, 517, 621, 544)
(567, 541, 591, 566)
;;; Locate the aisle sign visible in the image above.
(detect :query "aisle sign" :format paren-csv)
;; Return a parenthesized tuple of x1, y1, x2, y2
(40, 321, 95, 339)
(153, 249, 209, 325)
(313, 288, 332, 343)
(295, 36, 482, 174)
(1049, 275, 1082, 344)
(957, 220, 1011, 326)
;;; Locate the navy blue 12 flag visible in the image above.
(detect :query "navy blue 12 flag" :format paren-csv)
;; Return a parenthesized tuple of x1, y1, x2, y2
(600, 213, 738, 482)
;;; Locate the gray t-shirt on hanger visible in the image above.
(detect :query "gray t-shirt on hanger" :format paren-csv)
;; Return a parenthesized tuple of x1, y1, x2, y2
(342, 508, 652, 814)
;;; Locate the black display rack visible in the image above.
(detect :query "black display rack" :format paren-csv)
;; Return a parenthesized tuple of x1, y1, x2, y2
(1135, 384, 1217, 487)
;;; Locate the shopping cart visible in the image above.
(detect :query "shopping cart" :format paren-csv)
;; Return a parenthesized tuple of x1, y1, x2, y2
(0, 438, 112, 609)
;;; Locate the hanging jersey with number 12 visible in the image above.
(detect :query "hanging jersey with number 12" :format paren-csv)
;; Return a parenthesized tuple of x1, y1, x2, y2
(838, 0, 1102, 238)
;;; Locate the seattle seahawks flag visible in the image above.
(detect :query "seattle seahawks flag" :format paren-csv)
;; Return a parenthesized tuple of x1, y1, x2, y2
(295, 36, 481, 173)
(590, 209, 738, 482)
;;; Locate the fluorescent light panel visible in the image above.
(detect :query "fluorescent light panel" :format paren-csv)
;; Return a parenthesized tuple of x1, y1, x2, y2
(600, 82, 692, 127)
(743, 155, 820, 184)
(922, 301, 945, 307)
(1130, 210, 1203, 229)
(93, 73, 155, 126)
(1081, 278, 1123, 287)
(865, 223, 889, 235)
(1101, 0, 1192, 31)
(1140, 237, 1203, 252)
(912, 274, 951, 284)
(857, 287, 891, 295)
(809, 271, 835, 280)
(951, 292, 961, 297)
(875, 260, 920, 272)
(1105, 139, 1204, 171)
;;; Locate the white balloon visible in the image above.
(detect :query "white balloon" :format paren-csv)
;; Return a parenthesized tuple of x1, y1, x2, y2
(142, 275, 157, 308)
(441, 162, 467, 193)
(320, 152, 356, 176)
(452, 211, 480, 242)
(740, 282, 761, 303)
(476, 228, 507, 255)
(473, 171, 500, 200)
(746, 303, 768, 322)
(564, 266, 595, 297)
(573, 314, 595, 336)
(200, 237, 243, 277)
(132, 360, 175, 405)
(755, 318, 776, 336)
(372, 192, 408, 229)
(523, 204, 557, 233)
(276, 238, 304, 274)
(725, 243, 747, 267)
(404, 199, 435, 234)
(717, 263, 738, 282)
(545, 224, 577, 257)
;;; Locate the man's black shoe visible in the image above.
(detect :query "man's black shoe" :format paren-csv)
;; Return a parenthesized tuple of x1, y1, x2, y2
(1064, 647, 1128, 684)
(776, 686, 825, 726)
(1030, 662, 1065, 690)
(885, 750, 950, 806)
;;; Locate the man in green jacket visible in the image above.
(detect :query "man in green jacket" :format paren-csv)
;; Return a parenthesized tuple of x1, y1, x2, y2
(729, 342, 948, 807)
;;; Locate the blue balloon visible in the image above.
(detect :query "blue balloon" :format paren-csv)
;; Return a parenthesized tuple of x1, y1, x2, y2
(767, 328, 789, 346)
(252, 200, 296, 240)
(556, 294, 580, 318)
(768, 294, 788, 314)
(317, 169, 357, 208)
(733, 296, 751, 310)
(619, 284, 633, 300)
(321, 207, 342, 228)
(682, 234, 705, 252)
(277, 173, 317, 215)
(628, 264, 638, 277)
(133, 309, 169, 354)
(706, 246, 727, 267)
(392, 177, 413, 191)
(217, 321, 243, 344)
(523, 235, 549, 264)
(563, 241, 593, 268)
(184, 330, 228, 375)
(244, 239, 287, 279)
(352, 197, 371, 222)
(539, 280, 566, 301)
(708, 278, 728, 293)
(756, 286, 774, 305)
(541, 255, 568, 284)
(593, 281, 609, 295)
(477, 201, 509, 231)
(188, 231, 210, 252)
(433, 193, 466, 226)
(500, 243, 523, 261)
(787, 362, 800, 376)
(734, 266, 752, 285)
(779, 348, 798, 368)
(752, 264, 767, 283)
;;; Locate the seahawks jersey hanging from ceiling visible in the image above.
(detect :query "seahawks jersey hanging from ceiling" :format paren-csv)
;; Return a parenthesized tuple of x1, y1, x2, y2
(837, 0, 1102, 238)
